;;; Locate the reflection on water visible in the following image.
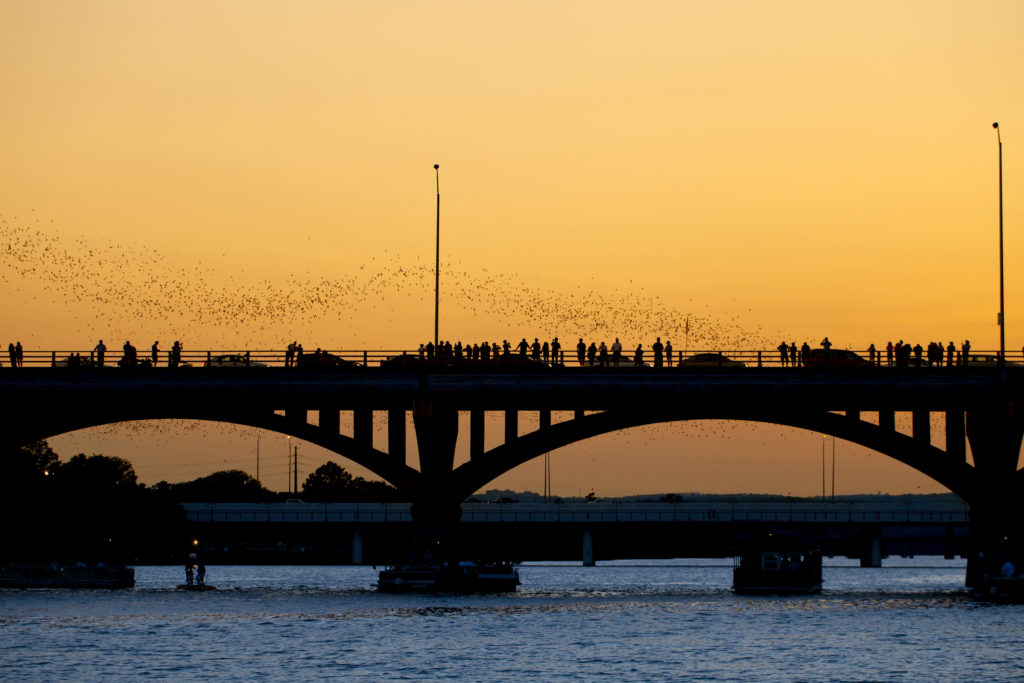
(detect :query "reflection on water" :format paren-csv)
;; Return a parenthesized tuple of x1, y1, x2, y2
(3, 559, 1023, 682)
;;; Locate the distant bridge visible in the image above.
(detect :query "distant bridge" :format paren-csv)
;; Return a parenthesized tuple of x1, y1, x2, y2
(181, 501, 971, 566)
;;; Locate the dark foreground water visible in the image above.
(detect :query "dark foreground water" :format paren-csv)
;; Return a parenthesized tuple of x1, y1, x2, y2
(2, 559, 1023, 681)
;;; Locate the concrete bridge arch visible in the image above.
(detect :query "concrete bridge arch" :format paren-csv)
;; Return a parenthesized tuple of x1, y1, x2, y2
(453, 409, 979, 502)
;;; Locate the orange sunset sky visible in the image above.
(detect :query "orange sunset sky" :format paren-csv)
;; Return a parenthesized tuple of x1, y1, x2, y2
(2, 1, 1022, 497)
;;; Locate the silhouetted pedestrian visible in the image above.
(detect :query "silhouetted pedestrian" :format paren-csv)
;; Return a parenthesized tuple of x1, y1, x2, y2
(778, 341, 789, 367)
(611, 338, 622, 365)
(962, 340, 971, 366)
(946, 341, 955, 367)
(886, 341, 894, 367)
(531, 338, 541, 361)
(151, 342, 159, 366)
(542, 341, 549, 364)
(653, 337, 664, 368)
(634, 344, 644, 366)
(868, 344, 876, 366)
(577, 338, 586, 366)
(94, 340, 107, 367)
(598, 341, 608, 367)
(587, 342, 597, 366)
(14, 342, 22, 367)
(551, 338, 561, 365)
(7, 343, 15, 367)
(665, 341, 673, 366)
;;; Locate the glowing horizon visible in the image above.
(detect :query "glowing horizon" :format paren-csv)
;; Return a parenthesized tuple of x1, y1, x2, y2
(2, 1, 1021, 496)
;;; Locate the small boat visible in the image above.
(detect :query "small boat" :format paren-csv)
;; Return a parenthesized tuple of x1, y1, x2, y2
(0, 563, 135, 589)
(377, 560, 520, 593)
(733, 533, 823, 595)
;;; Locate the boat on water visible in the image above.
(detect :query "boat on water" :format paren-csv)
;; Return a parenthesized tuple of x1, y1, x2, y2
(377, 561, 520, 593)
(972, 576, 1024, 603)
(733, 533, 823, 595)
(0, 563, 135, 589)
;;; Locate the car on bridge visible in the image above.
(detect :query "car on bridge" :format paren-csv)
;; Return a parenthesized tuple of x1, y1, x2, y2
(204, 354, 268, 368)
(803, 349, 870, 368)
(966, 354, 1022, 367)
(296, 350, 358, 369)
(680, 353, 745, 368)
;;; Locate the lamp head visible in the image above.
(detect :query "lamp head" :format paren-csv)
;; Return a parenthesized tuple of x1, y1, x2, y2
(433, 164, 439, 170)
(993, 122, 999, 129)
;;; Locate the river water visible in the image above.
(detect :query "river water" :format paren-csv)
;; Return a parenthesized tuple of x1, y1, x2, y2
(2, 558, 1023, 681)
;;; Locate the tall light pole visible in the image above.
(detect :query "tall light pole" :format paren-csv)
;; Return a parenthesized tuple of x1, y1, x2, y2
(993, 123, 1005, 360)
(434, 163, 440, 348)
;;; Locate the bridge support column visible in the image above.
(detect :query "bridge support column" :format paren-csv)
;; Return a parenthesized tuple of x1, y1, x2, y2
(319, 408, 339, 436)
(470, 409, 484, 460)
(410, 405, 462, 563)
(965, 403, 1024, 586)
(352, 529, 364, 565)
(388, 409, 406, 464)
(354, 409, 373, 450)
(860, 530, 883, 568)
(945, 410, 966, 462)
(582, 528, 595, 566)
(912, 410, 930, 444)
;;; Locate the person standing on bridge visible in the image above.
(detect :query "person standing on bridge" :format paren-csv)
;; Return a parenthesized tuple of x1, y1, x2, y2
(634, 344, 644, 366)
(611, 338, 622, 365)
(577, 338, 586, 366)
(14, 342, 23, 367)
(653, 337, 664, 368)
(531, 338, 541, 361)
(551, 338, 561, 365)
(587, 342, 597, 366)
(665, 340, 673, 366)
(798, 342, 808, 367)
(598, 341, 608, 366)
(151, 341, 159, 367)
(886, 341, 894, 367)
(8, 343, 15, 368)
(94, 340, 106, 367)
(541, 341, 549, 364)
(778, 341, 789, 367)
(961, 340, 971, 366)
(868, 344, 877, 366)
(947, 341, 955, 367)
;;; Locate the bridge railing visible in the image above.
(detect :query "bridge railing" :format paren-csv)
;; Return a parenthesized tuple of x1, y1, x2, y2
(181, 501, 971, 525)
(6, 347, 1023, 369)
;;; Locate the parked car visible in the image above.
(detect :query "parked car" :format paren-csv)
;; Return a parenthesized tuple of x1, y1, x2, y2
(204, 354, 267, 368)
(681, 353, 746, 368)
(803, 349, 870, 368)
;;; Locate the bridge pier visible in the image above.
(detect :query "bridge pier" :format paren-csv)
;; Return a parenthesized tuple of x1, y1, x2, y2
(582, 528, 595, 566)
(352, 529, 364, 565)
(409, 404, 462, 563)
(859, 528, 883, 568)
(965, 402, 1024, 586)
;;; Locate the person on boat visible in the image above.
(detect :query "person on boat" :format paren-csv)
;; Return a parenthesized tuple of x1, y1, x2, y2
(185, 564, 194, 587)
(197, 563, 206, 587)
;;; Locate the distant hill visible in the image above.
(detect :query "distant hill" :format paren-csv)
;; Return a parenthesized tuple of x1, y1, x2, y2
(472, 488, 964, 505)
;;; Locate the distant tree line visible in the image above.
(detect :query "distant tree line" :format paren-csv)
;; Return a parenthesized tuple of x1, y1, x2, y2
(0, 441, 403, 563)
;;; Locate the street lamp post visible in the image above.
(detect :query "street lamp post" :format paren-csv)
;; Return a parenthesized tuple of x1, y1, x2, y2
(434, 163, 440, 348)
(993, 123, 1005, 360)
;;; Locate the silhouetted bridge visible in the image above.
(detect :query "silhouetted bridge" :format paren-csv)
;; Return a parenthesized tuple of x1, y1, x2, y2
(1, 361, 1021, 582)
